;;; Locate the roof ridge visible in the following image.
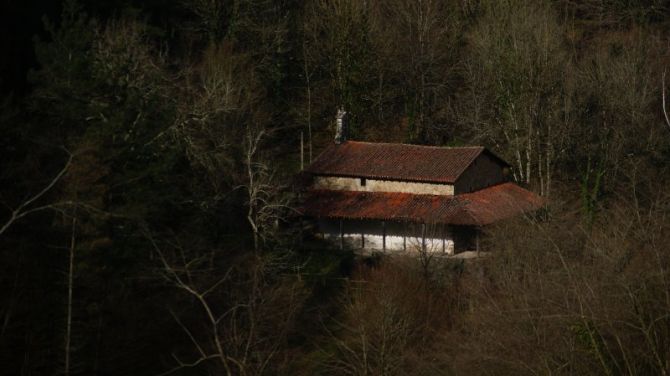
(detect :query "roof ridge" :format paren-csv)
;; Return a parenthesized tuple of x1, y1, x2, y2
(345, 140, 485, 150)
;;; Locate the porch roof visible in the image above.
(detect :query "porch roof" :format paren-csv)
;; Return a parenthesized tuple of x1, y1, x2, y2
(301, 182, 543, 226)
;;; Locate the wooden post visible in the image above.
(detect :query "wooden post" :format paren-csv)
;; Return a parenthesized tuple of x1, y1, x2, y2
(382, 221, 386, 252)
(361, 232, 365, 249)
(339, 219, 343, 250)
(404, 223, 408, 251)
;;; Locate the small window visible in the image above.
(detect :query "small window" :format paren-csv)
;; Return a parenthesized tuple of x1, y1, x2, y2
(360, 178, 367, 186)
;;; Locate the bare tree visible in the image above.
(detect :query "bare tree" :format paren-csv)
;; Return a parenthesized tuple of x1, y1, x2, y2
(571, 30, 659, 192)
(323, 261, 454, 376)
(368, 0, 456, 141)
(301, 35, 315, 164)
(324, 268, 414, 376)
(0, 151, 72, 236)
(180, 0, 227, 41)
(240, 127, 294, 251)
(149, 235, 304, 376)
(460, 0, 568, 196)
(303, 0, 373, 115)
(406, 222, 448, 282)
(64, 212, 76, 376)
(449, 183, 670, 375)
(662, 69, 670, 132)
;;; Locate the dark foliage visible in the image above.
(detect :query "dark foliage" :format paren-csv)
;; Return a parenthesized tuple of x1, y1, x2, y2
(2, 0, 670, 374)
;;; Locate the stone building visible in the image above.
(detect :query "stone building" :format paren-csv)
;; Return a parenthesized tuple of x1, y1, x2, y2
(299, 111, 543, 254)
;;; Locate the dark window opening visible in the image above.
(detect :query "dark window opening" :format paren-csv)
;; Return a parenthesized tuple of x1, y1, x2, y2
(360, 178, 367, 186)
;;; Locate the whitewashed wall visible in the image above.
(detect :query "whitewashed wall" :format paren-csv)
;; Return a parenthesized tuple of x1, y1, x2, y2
(318, 219, 455, 254)
(314, 176, 454, 195)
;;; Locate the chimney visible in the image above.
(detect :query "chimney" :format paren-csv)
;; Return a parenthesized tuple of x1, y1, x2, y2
(335, 108, 348, 144)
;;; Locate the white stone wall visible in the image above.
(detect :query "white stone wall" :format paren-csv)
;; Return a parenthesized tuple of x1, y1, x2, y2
(314, 176, 454, 195)
(385, 235, 405, 250)
(318, 219, 455, 254)
(405, 235, 455, 254)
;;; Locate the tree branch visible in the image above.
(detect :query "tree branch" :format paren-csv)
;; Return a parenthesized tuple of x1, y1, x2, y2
(0, 151, 72, 236)
(662, 69, 670, 132)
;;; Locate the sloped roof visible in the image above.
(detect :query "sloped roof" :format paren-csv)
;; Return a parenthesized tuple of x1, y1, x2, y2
(305, 141, 508, 184)
(302, 182, 543, 226)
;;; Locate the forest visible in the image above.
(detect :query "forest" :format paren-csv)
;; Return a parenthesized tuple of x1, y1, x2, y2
(1, 0, 670, 374)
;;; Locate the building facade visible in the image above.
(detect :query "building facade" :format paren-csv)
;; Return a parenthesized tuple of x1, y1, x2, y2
(300, 112, 543, 254)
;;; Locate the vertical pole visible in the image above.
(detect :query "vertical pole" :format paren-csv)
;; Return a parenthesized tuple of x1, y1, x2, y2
(476, 227, 480, 256)
(403, 223, 406, 251)
(382, 221, 386, 252)
(361, 232, 365, 249)
(339, 219, 343, 250)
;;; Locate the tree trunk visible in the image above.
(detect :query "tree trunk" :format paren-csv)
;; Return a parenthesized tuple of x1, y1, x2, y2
(65, 215, 76, 376)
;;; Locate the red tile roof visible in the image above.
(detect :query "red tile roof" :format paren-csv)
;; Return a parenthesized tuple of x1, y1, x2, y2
(301, 182, 543, 226)
(306, 141, 507, 184)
